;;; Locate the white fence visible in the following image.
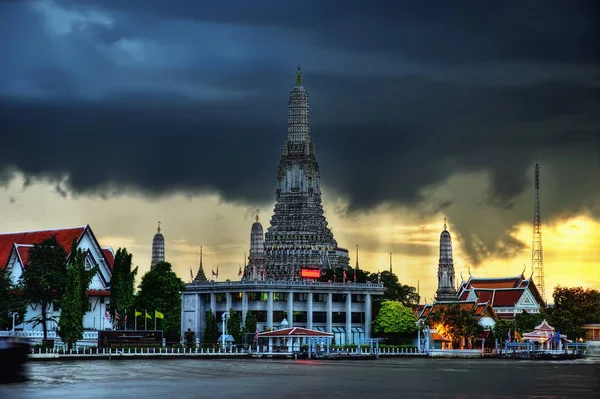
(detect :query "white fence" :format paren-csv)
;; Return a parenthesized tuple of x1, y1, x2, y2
(0, 330, 99, 347)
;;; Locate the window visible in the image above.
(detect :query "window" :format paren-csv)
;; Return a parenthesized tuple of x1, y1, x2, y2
(215, 293, 226, 303)
(248, 292, 268, 301)
(313, 294, 326, 302)
(313, 312, 326, 323)
(293, 311, 307, 323)
(332, 312, 346, 323)
(352, 294, 364, 303)
(232, 292, 243, 302)
(88, 300, 92, 312)
(351, 312, 365, 323)
(255, 311, 267, 322)
(294, 293, 308, 302)
(273, 292, 288, 301)
(332, 294, 346, 302)
(85, 257, 95, 271)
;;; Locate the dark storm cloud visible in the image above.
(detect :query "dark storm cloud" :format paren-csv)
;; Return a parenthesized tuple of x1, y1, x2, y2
(0, 0, 599, 266)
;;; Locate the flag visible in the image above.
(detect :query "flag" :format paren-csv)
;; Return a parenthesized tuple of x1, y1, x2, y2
(190, 267, 194, 281)
(145, 311, 153, 319)
(555, 330, 560, 344)
(125, 314, 128, 323)
(115, 311, 121, 321)
(377, 270, 381, 283)
(507, 330, 511, 343)
(514, 330, 523, 342)
(238, 265, 242, 277)
(212, 268, 216, 277)
(135, 311, 142, 317)
(334, 274, 336, 282)
(254, 326, 259, 342)
(343, 270, 347, 282)
(104, 311, 110, 320)
(155, 310, 164, 319)
(216, 266, 219, 278)
(354, 269, 357, 282)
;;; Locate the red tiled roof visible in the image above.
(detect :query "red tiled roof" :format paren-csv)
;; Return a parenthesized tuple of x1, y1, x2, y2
(470, 278, 521, 289)
(258, 327, 333, 338)
(15, 245, 32, 266)
(87, 289, 110, 297)
(475, 290, 493, 303)
(0, 226, 86, 269)
(492, 289, 524, 307)
(102, 248, 115, 269)
(459, 291, 470, 300)
(497, 313, 516, 319)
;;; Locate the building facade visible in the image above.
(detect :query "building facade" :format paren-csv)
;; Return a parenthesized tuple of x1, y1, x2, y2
(0, 225, 114, 332)
(181, 280, 384, 345)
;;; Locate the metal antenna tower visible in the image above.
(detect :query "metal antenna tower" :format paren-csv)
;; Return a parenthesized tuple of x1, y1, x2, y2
(532, 162, 545, 302)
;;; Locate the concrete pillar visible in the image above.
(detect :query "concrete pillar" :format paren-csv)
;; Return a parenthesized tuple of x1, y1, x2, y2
(307, 292, 313, 330)
(241, 292, 248, 324)
(210, 293, 216, 315)
(345, 293, 352, 345)
(365, 293, 372, 339)
(268, 337, 273, 353)
(267, 292, 273, 330)
(327, 292, 333, 333)
(225, 293, 232, 313)
(287, 292, 294, 328)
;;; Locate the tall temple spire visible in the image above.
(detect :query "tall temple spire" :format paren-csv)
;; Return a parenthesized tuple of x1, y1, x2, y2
(263, 67, 350, 280)
(296, 64, 302, 86)
(151, 221, 165, 269)
(194, 246, 208, 282)
(355, 245, 360, 270)
(244, 212, 266, 280)
(435, 218, 457, 301)
(389, 252, 393, 273)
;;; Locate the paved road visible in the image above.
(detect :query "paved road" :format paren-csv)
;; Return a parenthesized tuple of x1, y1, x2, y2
(1, 358, 599, 399)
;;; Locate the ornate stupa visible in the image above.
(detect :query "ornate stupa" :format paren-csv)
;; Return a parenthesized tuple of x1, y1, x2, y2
(194, 246, 208, 282)
(435, 218, 458, 301)
(263, 66, 350, 280)
(244, 211, 266, 280)
(151, 221, 165, 268)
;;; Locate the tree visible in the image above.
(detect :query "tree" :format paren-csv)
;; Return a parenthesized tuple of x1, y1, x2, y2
(204, 309, 219, 344)
(515, 311, 543, 334)
(19, 236, 68, 343)
(0, 268, 26, 331)
(552, 286, 599, 325)
(429, 303, 483, 348)
(227, 308, 242, 343)
(135, 262, 185, 340)
(57, 241, 85, 350)
(242, 310, 258, 345)
(544, 307, 586, 340)
(109, 248, 138, 329)
(372, 301, 418, 344)
(493, 319, 516, 342)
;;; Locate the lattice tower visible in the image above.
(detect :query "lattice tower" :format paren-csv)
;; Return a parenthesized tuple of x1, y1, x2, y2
(532, 162, 545, 302)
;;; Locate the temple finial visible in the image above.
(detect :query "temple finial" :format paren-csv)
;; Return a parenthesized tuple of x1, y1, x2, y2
(443, 217, 447, 231)
(157, 221, 161, 233)
(296, 64, 302, 86)
(255, 209, 260, 222)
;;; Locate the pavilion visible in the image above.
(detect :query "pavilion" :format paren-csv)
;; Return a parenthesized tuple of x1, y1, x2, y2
(257, 327, 333, 354)
(522, 319, 571, 350)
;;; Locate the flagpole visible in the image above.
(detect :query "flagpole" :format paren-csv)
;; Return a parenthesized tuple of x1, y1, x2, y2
(154, 311, 157, 330)
(135, 309, 137, 331)
(145, 309, 147, 330)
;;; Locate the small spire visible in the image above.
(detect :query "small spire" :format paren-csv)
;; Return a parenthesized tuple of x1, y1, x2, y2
(443, 218, 447, 231)
(255, 209, 260, 222)
(389, 252, 392, 273)
(296, 64, 303, 86)
(200, 246, 203, 267)
(157, 221, 161, 233)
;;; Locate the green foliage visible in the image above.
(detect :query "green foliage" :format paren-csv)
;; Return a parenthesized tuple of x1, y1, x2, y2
(544, 308, 586, 340)
(0, 268, 26, 330)
(515, 311, 543, 333)
(135, 262, 185, 340)
(19, 236, 68, 341)
(429, 303, 483, 346)
(227, 309, 242, 343)
(552, 286, 599, 325)
(204, 309, 219, 344)
(372, 300, 418, 335)
(58, 240, 85, 350)
(493, 319, 516, 341)
(109, 248, 138, 329)
(242, 310, 258, 344)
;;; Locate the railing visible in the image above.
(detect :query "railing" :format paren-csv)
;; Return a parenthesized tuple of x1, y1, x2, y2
(0, 330, 99, 340)
(186, 280, 384, 289)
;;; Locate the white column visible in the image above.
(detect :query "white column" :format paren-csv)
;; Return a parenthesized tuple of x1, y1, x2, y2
(365, 293, 372, 339)
(345, 293, 352, 345)
(210, 293, 216, 315)
(226, 293, 232, 313)
(307, 293, 313, 330)
(241, 292, 248, 324)
(267, 292, 273, 330)
(287, 292, 294, 328)
(268, 337, 273, 353)
(326, 293, 333, 333)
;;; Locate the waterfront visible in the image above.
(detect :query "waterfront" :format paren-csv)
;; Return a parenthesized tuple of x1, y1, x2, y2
(1, 358, 598, 398)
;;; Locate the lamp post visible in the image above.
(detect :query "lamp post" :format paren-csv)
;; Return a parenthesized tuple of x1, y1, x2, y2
(221, 312, 230, 349)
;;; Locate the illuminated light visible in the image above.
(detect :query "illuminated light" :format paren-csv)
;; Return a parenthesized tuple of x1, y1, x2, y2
(301, 268, 321, 279)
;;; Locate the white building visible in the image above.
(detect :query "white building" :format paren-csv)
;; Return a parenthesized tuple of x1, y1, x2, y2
(0, 225, 114, 332)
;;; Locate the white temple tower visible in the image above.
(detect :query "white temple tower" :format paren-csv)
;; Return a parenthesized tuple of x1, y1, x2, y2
(244, 212, 266, 280)
(435, 218, 457, 301)
(151, 221, 165, 269)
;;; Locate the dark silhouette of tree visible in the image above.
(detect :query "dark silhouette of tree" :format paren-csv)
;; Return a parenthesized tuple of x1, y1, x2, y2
(109, 248, 138, 329)
(204, 310, 219, 344)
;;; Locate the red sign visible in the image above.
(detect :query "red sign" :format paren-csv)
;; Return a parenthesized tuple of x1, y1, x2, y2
(301, 268, 321, 279)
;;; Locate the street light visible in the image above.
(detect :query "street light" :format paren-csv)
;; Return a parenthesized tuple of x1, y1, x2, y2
(221, 312, 230, 348)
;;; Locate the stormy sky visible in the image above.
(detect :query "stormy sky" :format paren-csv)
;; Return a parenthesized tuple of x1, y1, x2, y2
(1, 0, 599, 277)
